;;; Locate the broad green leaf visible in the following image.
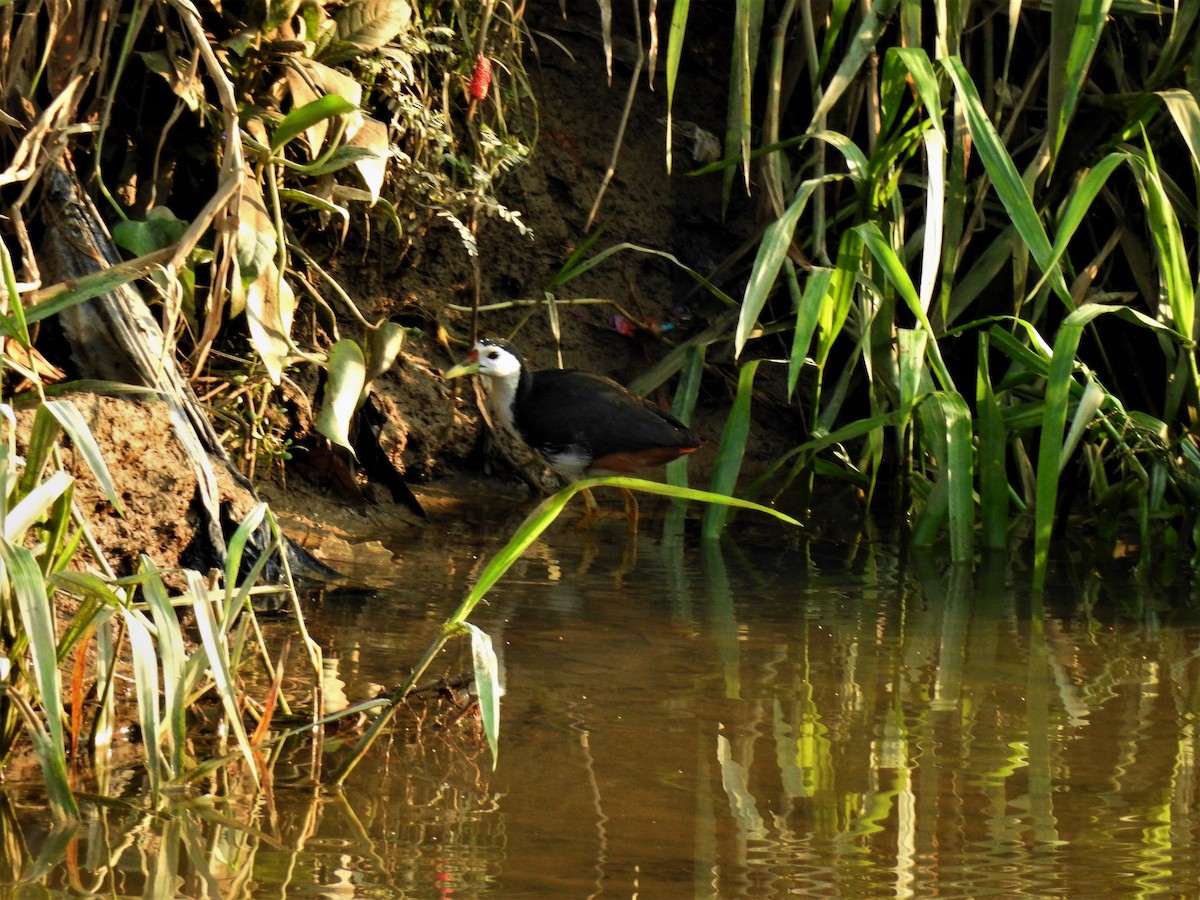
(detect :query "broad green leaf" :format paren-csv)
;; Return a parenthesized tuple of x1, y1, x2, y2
(287, 145, 380, 177)
(316, 339, 367, 452)
(277, 188, 350, 220)
(364, 321, 406, 389)
(270, 94, 358, 153)
(244, 268, 296, 385)
(234, 188, 277, 285)
(348, 116, 389, 201)
(264, 0, 303, 33)
(111, 207, 190, 258)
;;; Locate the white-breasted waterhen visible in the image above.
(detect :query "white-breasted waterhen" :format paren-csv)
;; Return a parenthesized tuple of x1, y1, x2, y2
(445, 337, 700, 525)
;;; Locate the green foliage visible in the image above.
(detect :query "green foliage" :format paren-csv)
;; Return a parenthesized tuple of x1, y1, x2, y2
(0, 0, 533, 472)
(0, 374, 327, 814)
(653, 1, 1200, 584)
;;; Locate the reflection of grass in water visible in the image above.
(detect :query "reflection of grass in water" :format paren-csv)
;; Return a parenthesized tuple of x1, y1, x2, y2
(5, 525, 1200, 894)
(331, 476, 802, 783)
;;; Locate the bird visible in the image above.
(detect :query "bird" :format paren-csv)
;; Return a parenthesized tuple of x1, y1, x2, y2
(445, 337, 700, 524)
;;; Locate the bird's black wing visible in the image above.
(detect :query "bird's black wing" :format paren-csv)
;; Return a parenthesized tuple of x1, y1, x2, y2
(520, 370, 698, 459)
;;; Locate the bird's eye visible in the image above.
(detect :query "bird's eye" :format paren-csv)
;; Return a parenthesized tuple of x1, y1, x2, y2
(487, 351, 499, 360)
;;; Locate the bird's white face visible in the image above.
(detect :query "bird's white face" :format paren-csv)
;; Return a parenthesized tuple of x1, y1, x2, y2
(473, 341, 522, 379)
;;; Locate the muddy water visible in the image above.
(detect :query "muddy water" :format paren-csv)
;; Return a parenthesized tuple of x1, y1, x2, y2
(8, 501, 1200, 897)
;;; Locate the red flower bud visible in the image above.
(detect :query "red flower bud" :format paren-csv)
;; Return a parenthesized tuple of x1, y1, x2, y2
(469, 55, 493, 101)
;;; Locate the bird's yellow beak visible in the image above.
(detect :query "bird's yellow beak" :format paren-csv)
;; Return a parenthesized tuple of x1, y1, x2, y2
(444, 350, 479, 380)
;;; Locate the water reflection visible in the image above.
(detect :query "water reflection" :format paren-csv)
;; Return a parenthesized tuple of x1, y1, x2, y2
(4, 514, 1200, 897)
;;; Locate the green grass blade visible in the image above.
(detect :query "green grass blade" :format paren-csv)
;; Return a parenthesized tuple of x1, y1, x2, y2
(910, 470, 946, 547)
(898, 328, 931, 423)
(1131, 151, 1194, 342)
(942, 56, 1071, 305)
(1061, 379, 1107, 471)
(736, 182, 813, 356)
(667, 344, 706, 489)
(17, 405, 61, 499)
(124, 609, 165, 795)
(1159, 89, 1200, 167)
(889, 47, 945, 138)
(726, 0, 765, 198)
(463, 622, 502, 768)
(1033, 304, 1122, 588)
(0, 541, 78, 820)
(333, 474, 802, 785)
(811, 0, 901, 125)
(41, 399, 125, 515)
(911, 391, 974, 558)
(140, 557, 188, 774)
(934, 391, 975, 561)
(703, 359, 767, 539)
(4, 689, 78, 821)
(664, 0, 691, 172)
(737, 175, 841, 356)
(1046, 0, 1113, 164)
(452, 474, 801, 626)
(20, 247, 176, 326)
(4, 471, 73, 542)
(813, 232, 862, 373)
(553, 241, 738, 308)
(855, 222, 954, 390)
(918, 128, 947, 311)
(187, 570, 259, 784)
(222, 502, 272, 626)
(976, 333, 1009, 549)
(788, 265, 833, 397)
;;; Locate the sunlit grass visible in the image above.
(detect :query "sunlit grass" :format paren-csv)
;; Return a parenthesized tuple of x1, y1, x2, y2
(641, 2, 1200, 586)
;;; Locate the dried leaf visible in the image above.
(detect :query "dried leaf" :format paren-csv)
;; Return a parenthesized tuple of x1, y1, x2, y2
(330, 0, 412, 57)
(348, 116, 388, 201)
